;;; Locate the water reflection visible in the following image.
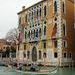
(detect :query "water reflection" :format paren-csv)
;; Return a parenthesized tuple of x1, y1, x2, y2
(54, 68, 75, 75)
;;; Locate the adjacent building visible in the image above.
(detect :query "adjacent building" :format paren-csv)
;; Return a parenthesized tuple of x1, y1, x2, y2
(0, 39, 16, 62)
(17, 0, 75, 66)
(0, 39, 7, 52)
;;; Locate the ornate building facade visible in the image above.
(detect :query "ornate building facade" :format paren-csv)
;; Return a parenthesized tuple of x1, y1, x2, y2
(17, 0, 75, 66)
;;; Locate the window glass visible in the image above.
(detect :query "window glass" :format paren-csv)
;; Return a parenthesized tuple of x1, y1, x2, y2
(62, 2, 65, 13)
(44, 26, 46, 35)
(27, 51, 30, 59)
(39, 51, 42, 59)
(43, 42, 46, 49)
(54, 1, 57, 13)
(43, 52, 46, 58)
(24, 44, 26, 50)
(44, 6, 46, 16)
(54, 40, 57, 48)
(64, 53, 66, 58)
(40, 8, 41, 16)
(54, 52, 58, 58)
(63, 24, 66, 36)
(25, 15, 27, 22)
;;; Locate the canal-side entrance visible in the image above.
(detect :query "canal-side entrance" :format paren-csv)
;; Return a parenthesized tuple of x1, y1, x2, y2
(32, 46, 37, 62)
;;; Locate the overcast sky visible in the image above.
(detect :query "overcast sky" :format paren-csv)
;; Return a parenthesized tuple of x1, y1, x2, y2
(0, 0, 41, 39)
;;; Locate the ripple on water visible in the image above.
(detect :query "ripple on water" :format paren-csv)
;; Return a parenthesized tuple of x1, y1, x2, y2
(0, 66, 75, 75)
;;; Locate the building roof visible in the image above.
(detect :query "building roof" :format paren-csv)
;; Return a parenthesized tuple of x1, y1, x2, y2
(17, 0, 74, 15)
(17, 0, 47, 14)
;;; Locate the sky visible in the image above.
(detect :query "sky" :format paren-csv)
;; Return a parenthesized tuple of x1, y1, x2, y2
(0, 0, 41, 39)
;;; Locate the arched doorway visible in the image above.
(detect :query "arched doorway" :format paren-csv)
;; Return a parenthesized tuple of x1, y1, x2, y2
(32, 46, 37, 62)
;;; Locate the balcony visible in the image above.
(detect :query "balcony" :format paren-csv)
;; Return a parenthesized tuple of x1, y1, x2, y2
(27, 37, 39, 43)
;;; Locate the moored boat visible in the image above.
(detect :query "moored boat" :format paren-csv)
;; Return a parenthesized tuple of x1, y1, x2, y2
(15, 66, 58, 75)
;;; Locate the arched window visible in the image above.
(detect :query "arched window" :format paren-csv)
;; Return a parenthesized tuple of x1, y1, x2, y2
(29, 13, 31, 18)
(25, 31, 27, 39)
(44, 6, 46, 16)
(54, 52, 58, 58)
(32, 12, 33, 19)
(39, 28, 41, 36)
(51, 23, 57, 38)
(32, 11, 33, 16)
(31, 30, 34, 38)
(28, 31, 30, 38)
(55, 23, 57, 32)
(39, 51, 42, 59)
(64, 53, 66, 58)
(24, 44, 26, 50)
(54, 40, 57, 48)
(63, 24, 66, 36)
(34, 30, 35, 38)
(40, 8, 41, 16)
(44, 26, 46, 35)
(36, 29, 38, 37)
(43, 52, 46, 58)
(37, 9, 38, 17)
(44, 21, 46, 24)
(27, 51, 30, 59)
(69, 53, 72, 58)
(55, 17, 57, 21)
(23, 51, 26, 58)
(62, 2, 65, 13)
(43, 42, 46, 49)
(25, 14, 27, 22)
(54, 1, 57, 13)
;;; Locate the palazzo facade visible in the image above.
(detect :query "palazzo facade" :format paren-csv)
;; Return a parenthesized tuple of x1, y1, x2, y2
(17, 0, 75, 66)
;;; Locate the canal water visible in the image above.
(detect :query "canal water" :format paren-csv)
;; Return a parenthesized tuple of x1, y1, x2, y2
(0, 66, 74, 75)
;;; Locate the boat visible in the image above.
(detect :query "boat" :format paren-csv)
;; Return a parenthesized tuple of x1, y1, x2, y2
(15, 69, 57, 75)
(15, 66, 58, 75)
(0, 64, 58, 75)
(12, 61, 58, 74)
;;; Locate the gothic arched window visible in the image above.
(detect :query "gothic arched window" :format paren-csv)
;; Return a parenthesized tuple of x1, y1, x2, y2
(37, 9, 38, 17)
(25, 14, 27, 22)
(25, 31, 27, 39)
(62, 2, 65, 13)
(39, 51, 42, 59)
(40, 8, 41, 16)
(44, 26, 46, 35)
(63, 24, 66, 36)
(54, 1, 57, 13)
(43, 52, 46, 58)
(39, 28, 41, 37)
(28, 31, 30, 38)
(54, 40, 57, 48)
(44, 6, 46, 16)
(27, 51, 30, 59)
(36, 29, 38, 37)
(34, 30, 35, 38)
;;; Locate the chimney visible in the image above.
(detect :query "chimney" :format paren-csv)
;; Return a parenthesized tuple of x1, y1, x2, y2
(22, 6, 25, 10)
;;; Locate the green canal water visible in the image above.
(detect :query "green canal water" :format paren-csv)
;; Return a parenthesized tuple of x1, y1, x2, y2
(0, 66, 75, 75)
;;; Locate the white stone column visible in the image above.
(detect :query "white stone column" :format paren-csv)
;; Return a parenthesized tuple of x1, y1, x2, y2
(56, 0, 63, 66)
